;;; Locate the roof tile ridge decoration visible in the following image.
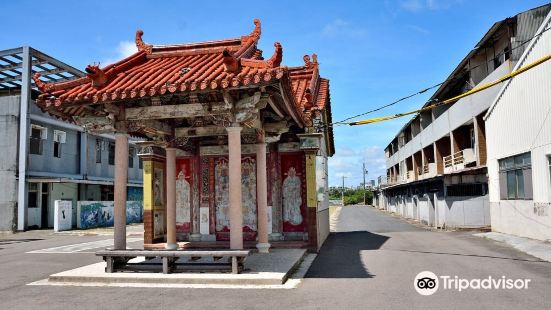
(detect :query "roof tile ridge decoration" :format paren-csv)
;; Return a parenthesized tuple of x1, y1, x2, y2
(135, 30, 153, 54)
(240, 42, 283, 69)
(33, 72, 89, 95)
(300, 54, 320, 112)
(234, 19, 262, 58)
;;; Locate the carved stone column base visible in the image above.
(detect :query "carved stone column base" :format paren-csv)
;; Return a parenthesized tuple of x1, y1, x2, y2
(256, 242, 271, 254)
(165, 243, 178, 250)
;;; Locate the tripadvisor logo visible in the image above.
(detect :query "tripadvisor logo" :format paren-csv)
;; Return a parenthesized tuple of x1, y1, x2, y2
(414, 271, 531, 296)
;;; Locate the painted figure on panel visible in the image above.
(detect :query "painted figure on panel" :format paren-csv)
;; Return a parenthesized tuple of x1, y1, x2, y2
(153, 168, 163, 207)
(154, 211, 164, 238)
(176, 169, 191, 224)
(283, 166, 303, 225)
(241, 159, 257, 231)
(215, 161, 230, 231)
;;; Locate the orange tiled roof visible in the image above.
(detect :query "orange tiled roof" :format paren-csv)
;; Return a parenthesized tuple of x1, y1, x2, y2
(33, 19, 331, 128)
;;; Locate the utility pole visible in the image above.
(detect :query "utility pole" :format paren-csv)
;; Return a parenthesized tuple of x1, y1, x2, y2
(363, 163, 368, 205)
(341, 176, 346, 206)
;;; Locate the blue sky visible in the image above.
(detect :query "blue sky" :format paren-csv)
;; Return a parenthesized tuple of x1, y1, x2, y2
(2, 0, 548, 187)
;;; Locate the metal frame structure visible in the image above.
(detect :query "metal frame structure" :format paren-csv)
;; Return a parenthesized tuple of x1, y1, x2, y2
(0, 47, 83, 90)
(0, 46, 84, 230)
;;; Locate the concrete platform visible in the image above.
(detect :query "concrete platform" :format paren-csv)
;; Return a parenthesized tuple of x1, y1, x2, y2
(474, 232, 551, 262)
(36, 249, 309, 287)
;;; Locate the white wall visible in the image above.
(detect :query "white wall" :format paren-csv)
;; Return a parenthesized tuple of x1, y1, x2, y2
(419, 197, 430, 225)
(444, 196, 490, 228)
(485, 11, 551, 241)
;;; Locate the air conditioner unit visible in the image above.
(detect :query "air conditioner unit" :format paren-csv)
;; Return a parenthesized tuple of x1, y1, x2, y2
(53, 130, 66, 143)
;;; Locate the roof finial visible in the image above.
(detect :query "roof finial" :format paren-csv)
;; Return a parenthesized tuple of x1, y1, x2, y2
(85, 65, 108, 88)
(303, 55, 311, 68)
(251, 19, 261, 39)
(267, 42, 283, 67)
(312, 53, 318, 64)
(135, 29, 153, 54)
(33, 72, 53, 93)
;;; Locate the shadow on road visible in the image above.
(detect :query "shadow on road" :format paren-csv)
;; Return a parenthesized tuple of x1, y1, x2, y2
(305, 231, 389, 278)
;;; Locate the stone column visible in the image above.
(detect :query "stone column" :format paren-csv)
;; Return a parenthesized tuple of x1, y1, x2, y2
(165, 147, 178, 250)
(114, 133, 128, 250)
(305, 150, 318, 252)
(226, 126, 243, 250)
(190, 154, 202, 242)
(256, 133, 270, 253)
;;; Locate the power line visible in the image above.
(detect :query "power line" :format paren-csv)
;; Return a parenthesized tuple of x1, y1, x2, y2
(348, 51, 551, 125)
(331, 26, 550, 126)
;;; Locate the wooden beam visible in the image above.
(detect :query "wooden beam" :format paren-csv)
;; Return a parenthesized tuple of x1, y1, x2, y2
(175, 126, 255, 138)
(141, 120, 172, 136)
(176, 126, 226, 137)
(125, 104, 205, 120)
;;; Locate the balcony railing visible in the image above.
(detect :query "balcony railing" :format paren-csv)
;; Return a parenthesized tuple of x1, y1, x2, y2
(406, 170, 415, 182)
(443, 148, 476, 173)
(419, 162, 437, 179)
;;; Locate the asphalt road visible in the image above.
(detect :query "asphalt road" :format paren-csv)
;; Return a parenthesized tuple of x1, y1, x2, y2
(1, 206, 550, 310)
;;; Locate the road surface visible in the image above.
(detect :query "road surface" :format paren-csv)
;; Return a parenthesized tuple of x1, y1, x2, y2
(0, 206, 549, 309)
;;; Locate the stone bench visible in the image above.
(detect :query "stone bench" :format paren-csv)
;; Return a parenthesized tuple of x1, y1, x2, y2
(96, 249, 251, 274)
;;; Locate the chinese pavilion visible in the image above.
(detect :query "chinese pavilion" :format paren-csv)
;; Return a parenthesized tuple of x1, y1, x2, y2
(34, 19, 334, 252)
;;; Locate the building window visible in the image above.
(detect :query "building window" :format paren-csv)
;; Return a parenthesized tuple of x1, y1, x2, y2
(29, 125, 47, 155)
(493, 46, 510, 69)
(53, 130, 66, 158)
(53, 141, 62, 158)
(28, 183, 39, 208)
(470, 127, 476, 149)
(499, 152, 532, 200)
(95, 139, 102, 163)
(446, 183, 487, 197)
(128, 147, 134, 168)
(108, 142, 115, 165)
(139, 158, 143, 170)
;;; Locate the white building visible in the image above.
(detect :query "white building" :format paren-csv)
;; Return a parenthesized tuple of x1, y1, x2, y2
(485, 9, 551, 241)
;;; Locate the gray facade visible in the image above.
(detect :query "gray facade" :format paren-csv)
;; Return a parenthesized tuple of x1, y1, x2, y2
(0, 47, 143, 231)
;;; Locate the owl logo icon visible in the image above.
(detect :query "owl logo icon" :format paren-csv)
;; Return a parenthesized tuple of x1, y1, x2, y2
(414, 271, 439, 295)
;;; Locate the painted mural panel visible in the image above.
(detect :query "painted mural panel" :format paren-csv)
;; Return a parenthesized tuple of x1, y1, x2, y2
(176, 158, 192, 232)
(77, 201, 143, 229)
(280, 153, 306, 232)
(214, 158, 230, 232)
(241, 157, 257, 231)
(127, 187, 144, 201)
(153, 168, 164, 208)
(213, 156, 257, 240)
(127, 201, 143, 223)
(154, 210, 164, 239)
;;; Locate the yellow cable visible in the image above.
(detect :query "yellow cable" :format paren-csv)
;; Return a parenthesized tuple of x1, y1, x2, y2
(349, 53, 551, 126)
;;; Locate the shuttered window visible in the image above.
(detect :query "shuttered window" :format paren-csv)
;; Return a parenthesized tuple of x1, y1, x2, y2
(498, 152, 532, 200)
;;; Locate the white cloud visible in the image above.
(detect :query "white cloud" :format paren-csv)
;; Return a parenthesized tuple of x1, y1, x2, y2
(321, 19, 367, 38)
(400, 0, 462, 13)
(328, 146, 386, 187)
(101, 40, 138, 66)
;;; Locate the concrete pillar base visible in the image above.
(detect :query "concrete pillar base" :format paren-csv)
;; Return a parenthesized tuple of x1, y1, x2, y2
(256, 242, 271, 254)
(189, 233, 202, 242)
(165, 243, 178, 250)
